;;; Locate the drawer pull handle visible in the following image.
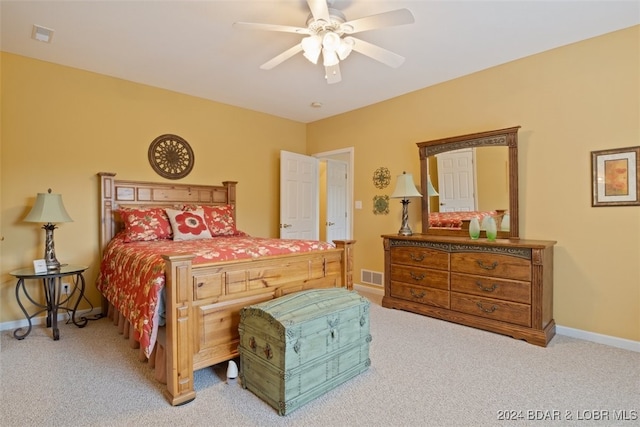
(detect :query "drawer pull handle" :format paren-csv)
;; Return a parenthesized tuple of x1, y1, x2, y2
(476, 260, 498, 270)
(249, 336, 257, 350)
(476, 302, 498, 313)
(410, 253, 425, 262)
(410, 272, 425, 281)
(476, 281, 498, 292)
(410, 289, 426, 299)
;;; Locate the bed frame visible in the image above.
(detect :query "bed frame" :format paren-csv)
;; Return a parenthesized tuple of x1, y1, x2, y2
(98, 172, 355, 405)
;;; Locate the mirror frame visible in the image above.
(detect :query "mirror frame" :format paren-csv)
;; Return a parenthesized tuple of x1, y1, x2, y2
(417, 126, 520, 239)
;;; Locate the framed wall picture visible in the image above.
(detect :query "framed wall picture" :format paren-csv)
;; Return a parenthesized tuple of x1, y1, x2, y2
(33, 259, 47, 274)
(591, 146, 640, 207)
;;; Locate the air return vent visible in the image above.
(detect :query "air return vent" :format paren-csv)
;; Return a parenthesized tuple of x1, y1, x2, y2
(360, 269, 383, 287)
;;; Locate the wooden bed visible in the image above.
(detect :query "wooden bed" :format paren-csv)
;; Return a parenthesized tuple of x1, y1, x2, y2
(97, 172, 355, 405)
(428, 210, 506, 229)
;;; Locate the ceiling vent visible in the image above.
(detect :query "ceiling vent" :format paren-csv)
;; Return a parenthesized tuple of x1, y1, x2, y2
(32, 25, 54, 43)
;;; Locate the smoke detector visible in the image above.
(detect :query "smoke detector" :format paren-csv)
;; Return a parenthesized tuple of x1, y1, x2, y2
(32, 25, 54, 43)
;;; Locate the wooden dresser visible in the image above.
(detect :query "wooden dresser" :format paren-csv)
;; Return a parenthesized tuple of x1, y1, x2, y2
(382, 234, 556, 346)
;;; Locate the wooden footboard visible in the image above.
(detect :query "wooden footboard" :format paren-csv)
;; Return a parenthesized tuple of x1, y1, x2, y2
(97, 172, 355, 405)
(162, 242, 354, 405)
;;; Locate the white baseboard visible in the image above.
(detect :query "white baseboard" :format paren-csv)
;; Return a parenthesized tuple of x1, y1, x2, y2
(0, 308, 103, 332)
(556, 325, 640, 352)
(353, 283, 639, 353)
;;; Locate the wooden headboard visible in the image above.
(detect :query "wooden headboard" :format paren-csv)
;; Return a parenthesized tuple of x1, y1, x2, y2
(98, 172, 237, 254)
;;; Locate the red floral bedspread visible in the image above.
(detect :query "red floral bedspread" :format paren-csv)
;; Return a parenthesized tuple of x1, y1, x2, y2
(429, 211, 497, 228)
(96, 234, 336, 357)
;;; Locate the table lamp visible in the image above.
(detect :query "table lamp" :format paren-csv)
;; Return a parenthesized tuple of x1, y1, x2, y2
(24, 189, 73, 270)
(426, 178, 439, 197)
(390, 172, 422, 236)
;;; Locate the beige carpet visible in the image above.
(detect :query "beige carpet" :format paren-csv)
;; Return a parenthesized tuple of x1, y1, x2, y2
(1, 300, 638, 426)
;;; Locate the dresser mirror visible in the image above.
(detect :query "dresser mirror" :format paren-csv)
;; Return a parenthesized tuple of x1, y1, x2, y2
(416, 126, 520, 239)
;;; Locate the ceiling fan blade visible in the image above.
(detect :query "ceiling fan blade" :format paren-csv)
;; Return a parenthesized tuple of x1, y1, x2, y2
(341, 8, 415, 34)
(349, 37, 405, 68)
(307, 0, 331, 23)
(233, 21, 309, 35)
(260, 44, 304, 70)
(325, 64, 341, 84)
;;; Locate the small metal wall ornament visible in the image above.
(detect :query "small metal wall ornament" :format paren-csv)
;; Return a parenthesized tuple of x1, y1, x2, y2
(148, 134, 194, 179)
(373, 195, 390, 215)
(372, 167, 391, 189)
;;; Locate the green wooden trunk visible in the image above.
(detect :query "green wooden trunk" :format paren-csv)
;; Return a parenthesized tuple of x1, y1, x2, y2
(238, 288, 371, 415)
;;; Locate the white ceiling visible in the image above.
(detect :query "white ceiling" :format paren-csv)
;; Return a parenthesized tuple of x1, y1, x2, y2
(1, 1, 638, 123)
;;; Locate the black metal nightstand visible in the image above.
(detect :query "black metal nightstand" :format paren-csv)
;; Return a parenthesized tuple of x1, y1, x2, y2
(10, 265, 89, 340)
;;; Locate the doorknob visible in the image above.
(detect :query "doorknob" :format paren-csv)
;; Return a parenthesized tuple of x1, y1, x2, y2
(280, 224, 292, 228)
(326, 222, 335, 226)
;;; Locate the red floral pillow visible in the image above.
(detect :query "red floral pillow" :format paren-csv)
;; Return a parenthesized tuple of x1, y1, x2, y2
(119, 207, 172, 242)
(165, 209, 213, 241)
(181, 204, 240, 236)
(201, 205, 239, 236)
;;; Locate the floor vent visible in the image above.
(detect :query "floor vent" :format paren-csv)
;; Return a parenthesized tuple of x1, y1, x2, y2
(360, 269, 384, 287)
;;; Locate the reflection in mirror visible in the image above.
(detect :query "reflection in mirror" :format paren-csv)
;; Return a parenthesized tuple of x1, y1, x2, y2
(428, 146, 508, 212)
(417, 127, 520, 239)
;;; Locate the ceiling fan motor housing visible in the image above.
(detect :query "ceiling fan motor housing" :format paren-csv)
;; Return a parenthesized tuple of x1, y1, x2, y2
(306, 9, 351, 35)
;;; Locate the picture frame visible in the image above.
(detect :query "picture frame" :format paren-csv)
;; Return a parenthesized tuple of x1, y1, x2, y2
(591, 146, 640, 207)
(33, 259, 47, 274)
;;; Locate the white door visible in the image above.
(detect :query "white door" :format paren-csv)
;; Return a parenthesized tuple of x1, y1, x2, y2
(280, 150, 319, 239)
(325, 159, 348, 242)
(436, 149, 476, 212)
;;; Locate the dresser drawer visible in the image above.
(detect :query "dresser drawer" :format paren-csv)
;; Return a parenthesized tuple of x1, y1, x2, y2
(450, 273, 531, 304)
(451, 252, 531, 281)
(390, 265, 449, 291)
(390, 282, 449, 309)
(390, 247, 449, 270)
(451, 292, 531, 327)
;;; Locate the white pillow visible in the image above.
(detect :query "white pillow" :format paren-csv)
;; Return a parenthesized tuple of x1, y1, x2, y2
(165, 208, 213, 241)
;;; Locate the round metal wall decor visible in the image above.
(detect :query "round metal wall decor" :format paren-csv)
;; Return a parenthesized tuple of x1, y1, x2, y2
(148, 134, 194, 179)
(373, 167, 391, 189)
(373, 195, 390, 215)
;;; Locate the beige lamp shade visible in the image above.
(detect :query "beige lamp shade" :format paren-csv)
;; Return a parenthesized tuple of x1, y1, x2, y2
(390, 172, 422, 199)
(426, 179, 439, 197)
(24, 190, 73, 224)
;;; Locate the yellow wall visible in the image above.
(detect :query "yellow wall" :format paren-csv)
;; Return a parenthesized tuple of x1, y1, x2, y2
(1, 26, 638, 342)
(308, 26, 640, 341)
(0, 53, 306, 321)
(475, 146, 509, 211)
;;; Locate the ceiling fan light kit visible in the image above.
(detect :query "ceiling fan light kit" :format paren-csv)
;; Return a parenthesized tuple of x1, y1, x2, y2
(337, 37, 355, 60)
(301, 32, 353, 66)
(301, 35, 322, 63)
(233, 0, 415, 84)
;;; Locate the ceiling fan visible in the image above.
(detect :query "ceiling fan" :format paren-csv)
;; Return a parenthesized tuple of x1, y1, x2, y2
(233, 0, 415, 84)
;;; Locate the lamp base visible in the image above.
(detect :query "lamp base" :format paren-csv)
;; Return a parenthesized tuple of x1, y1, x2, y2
(46, 261, 61, 271)
(397, 199, 413, 236)
(397, 228, 413, 236)
(43, 223, 61, 270)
